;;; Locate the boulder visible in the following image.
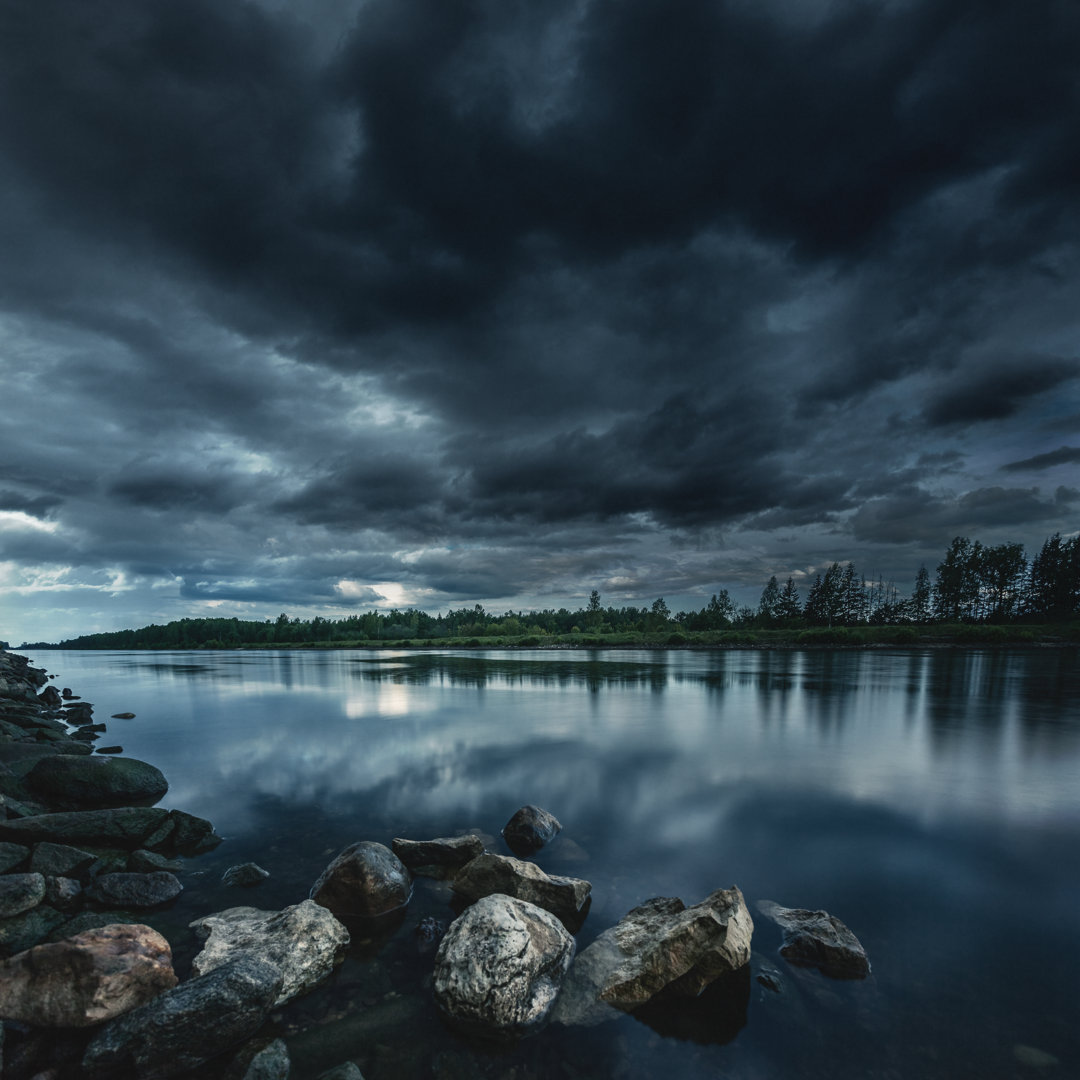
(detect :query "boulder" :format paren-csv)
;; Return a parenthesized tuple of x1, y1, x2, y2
(45, 875, 83, 911)
(0, 904, 68, 957)
(0, 923, 177, 1027)
(26, 754, 167, 809)
(310, 841, 412, 918)
(433, 893, 576, 1040)
(452, 852, 591, 930)
(29, 840, 96, 878)
(87, 871, 182, 909)
(38, 685, 62, 708)
(0, 807, 221, 855)
(128, 848, 183, 873)
(0, 872, 45, 917)
(756, 900, 870, 979)
(82, 955, 284, 1079)
(96, 745, 124, 754)
(229, 1037, 290, 1080)
(502, 805, 561, 855)
(110, 712, 136, 720)
(190, 900, 349, 1006)
(392, 835, 484, 872)
(552, 886, 754, 1027)
(222, 862, 270, 887)
(0, 841, 29, 872)
(316, 1066, 365, 1080)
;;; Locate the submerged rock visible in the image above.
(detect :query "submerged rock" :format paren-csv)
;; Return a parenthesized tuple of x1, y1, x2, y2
(502, 805, 561, 855)
(757, 899, 870, 979)
(222, 862, 271, 887)
(87, 871, 183, 909)
(452, 852, 591, 929)
(433, 893, 576, 1040)
(190, 899, 350, 1006)
(82, 955, 283, 1079)
(553, 886, 753, 1027)
(0, 923, 177, 1027)
(310, 841, 412, 918)
(392, 835, 484, 872)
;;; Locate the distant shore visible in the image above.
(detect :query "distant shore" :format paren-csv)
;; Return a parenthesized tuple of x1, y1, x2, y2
(27, 623, 1080, 652)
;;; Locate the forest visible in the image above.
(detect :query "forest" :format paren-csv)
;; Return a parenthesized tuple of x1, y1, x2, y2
(20, 533, 1080, 650)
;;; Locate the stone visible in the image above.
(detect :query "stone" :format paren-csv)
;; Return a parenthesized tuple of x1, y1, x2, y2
(1013, 1044, 1060, 1068)
(96, 745, 124, 754)
(82, 955, 284, 1079)
(0, 806, 172, 848)
(45, 875, 83, 911)
(552, 886, 754, 1027)
(452, 852, 591, 930)
(223, 861, 270, 887)
(391, 835, 484, 871)
(757, 900, 870, 979)
(38, 685, 62, 708)
(47, 909, 141, 941)
(110, 712, 136, 720)
(502, 805, 561, 855)
(0, 871, 45, 917)
(310, 841, 412, 918)
(190, 899, 349, 1006)
(230, 1037, 290, 1080)
(62, 688, 75, 698)
(26, 754, 168, 809)
(0, 840, 29, 872)
(0, 923, 177, 1027)
(0, 806, 221, 855)
(433, 893, 576, 1040)
(415, 915, 446, 954)
(129, 848, 183, 873)
(29, 841, 96, 878)
(87, 871, 182, 909)
(316, 1066, 365, 1080)
(0, 904, 68, 957)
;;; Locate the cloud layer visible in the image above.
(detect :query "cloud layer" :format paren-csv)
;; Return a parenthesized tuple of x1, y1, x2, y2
(1, 0, 1078, 642)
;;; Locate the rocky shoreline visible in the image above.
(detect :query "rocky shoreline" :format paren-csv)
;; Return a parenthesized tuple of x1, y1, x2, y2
(0, 650, 871, 1079)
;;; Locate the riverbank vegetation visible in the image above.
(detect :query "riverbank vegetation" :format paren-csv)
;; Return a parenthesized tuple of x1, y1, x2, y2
(20, 533, 1080, 650)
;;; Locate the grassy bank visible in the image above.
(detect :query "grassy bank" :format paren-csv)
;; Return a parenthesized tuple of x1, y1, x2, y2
(224, 623, 1080, 651)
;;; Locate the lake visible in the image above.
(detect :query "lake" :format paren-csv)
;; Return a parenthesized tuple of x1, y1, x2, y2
(22, 647, 1080, 1079)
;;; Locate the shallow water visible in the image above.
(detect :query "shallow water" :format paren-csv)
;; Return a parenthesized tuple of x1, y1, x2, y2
(24, 647, 1080, 1079)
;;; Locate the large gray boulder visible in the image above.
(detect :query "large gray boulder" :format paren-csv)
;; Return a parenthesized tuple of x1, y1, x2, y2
(0, 923, 177, 1027)
(86, 871, 183, 909)
(82, 955, 283, 1079)
(392, 835, 484, 872)
(0, 841, 29, 872)
(190, 900, 350, 1005)
(310, 841, 412, 918)
(502, 805, 561, 855)
(452, 853, 591, 930)
(30, 841, 96, 878)
(433, 893, 576, 1040)
(26, 754, 168, 809)
(552, 886, 754, 1026)
(757, 899, 870, 978)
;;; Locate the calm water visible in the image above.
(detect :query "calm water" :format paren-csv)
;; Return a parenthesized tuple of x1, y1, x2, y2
(23, 647, 1080, 1079)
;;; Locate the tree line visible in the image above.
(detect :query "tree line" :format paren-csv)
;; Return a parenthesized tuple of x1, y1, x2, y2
(19, 532, 1079, 649)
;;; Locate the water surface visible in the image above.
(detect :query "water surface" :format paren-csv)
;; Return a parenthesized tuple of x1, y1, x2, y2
(25, 647, 1080, 1079)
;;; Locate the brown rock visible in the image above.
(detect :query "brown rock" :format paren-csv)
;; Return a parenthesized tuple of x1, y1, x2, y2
(0, 923, 177, 1027)
(309, 841, 412, 918)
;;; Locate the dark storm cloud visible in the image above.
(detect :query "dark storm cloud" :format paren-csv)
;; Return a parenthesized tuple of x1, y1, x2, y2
(0, 490, 62, 518)
(1000, 446, 1080, 473)
(922, 358, 1079, 429)
(852, 485, 1079, 546)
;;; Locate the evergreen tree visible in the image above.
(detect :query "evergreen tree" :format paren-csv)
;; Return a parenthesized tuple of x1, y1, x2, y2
(933, 537, 982, 622)
(777, 578, 802, 620)
(758, 576, 781, 621)
(909, 567, 932, 623)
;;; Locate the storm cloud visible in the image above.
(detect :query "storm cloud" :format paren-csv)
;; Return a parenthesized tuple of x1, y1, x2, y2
(1, 0, 1078, 642)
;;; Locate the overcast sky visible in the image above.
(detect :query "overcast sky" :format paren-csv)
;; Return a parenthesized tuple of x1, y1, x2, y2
(2, 0, 1078, 644)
